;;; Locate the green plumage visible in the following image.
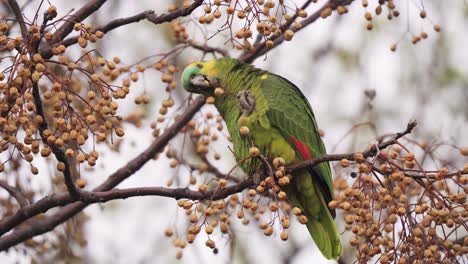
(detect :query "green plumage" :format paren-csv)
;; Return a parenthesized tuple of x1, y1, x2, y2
(182, 58, 342, 259)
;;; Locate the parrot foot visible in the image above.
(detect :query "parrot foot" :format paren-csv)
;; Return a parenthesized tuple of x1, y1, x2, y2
(236, 90, 255, 116)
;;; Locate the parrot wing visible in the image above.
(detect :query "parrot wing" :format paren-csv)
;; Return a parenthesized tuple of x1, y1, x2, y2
(260, 73, 342, 260)
(260, 73, 334, 209)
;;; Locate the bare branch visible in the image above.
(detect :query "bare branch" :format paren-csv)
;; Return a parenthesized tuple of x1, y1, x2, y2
(279, 0, 315, 33)
(38, 0, 108, 58)
(0, 176, 253, 251)
(288, 120, 418, 172)
(6, 0, 27, 37)
(145, 0, 203, 25)
(240, 0, 355, 63)
(0, 180, 29, 208)
(184, 39, 230, 57)
(31, 82, 82, 199)
(240, 2, 327, 63)
(59, 10, 155, 48)
(50, 0, 108, 44)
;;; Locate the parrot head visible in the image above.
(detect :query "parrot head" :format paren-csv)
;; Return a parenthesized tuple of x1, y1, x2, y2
(181, 58, 238, 95)
(182, 61, 219, 95)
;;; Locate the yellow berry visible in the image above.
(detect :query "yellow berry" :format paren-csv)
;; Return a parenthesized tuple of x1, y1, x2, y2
(263, 225, 273, 236)
(340, 158, 350, 167)
(265, 40, 274, 48)
(175, 250, 183, 259)
(292, 207, 302, 215)
(284, 29, 294, 41)
(206, 96, 215, 104)
(249, 147, 259, 157)
(76, 178, 87, 188)
(214, 87, 225, 96)
(205, 239, 216, 249)
(198, 184, 207, 193)
(420, 10, 427, 18)
(273, 157, 285, 167)
(218, 179, 227, 188)
(115, 128, 125, 137)
(167, 4, 176, 12)
(328, 200, 338, 209)
(239, 126, 250, 136)
(57, 162, 66, 172)
(460, 147, 468, 156)
(298, 215, 308, 224)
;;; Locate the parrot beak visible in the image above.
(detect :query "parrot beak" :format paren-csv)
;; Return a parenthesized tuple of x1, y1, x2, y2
(189, 75, 211, 88)
(188, 74, 219, 94)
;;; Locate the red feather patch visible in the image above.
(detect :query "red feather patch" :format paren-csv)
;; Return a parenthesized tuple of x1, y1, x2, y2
(290, 136, 313, 160)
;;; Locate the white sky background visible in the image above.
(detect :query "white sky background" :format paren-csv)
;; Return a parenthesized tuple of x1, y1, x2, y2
(0, 0, 467, 263)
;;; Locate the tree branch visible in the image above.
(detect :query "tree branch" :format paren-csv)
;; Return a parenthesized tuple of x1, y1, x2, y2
(240, 0, 355, 63)
(184, 39, 230, 57)
(0, 177, 254, 251)
(38, 0, 108, 58)
(30, 0, 206, 206)
(32, 82, 82, 199)
(240, 2, 327, 63)
(59, 10, 155, 49)
(279, 0, 315, 33)
(0, 119, 419, 251)
(6, 0, 27, 37)
(0, 96, 206, 249)
(287, 120, 417, 172)
(0, 119, 460, 252)
(50, 0, 108, 44)
(40, 0, 204, 58)
(145, 0, 203, 25)
(0, 180, 29, 208)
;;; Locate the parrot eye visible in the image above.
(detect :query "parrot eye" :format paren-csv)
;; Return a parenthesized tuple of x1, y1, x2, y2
(196, 64, 203, 69)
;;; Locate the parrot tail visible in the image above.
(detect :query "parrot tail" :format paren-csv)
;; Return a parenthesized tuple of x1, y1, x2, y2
(304, 200, 342, 260)
(288, 170, 342, 260)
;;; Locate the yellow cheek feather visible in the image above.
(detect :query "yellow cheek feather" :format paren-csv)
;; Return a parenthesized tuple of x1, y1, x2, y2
(200, 60, 218, 77)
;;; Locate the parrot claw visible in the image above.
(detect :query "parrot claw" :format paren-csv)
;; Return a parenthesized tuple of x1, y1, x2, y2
(236, 90, 255, 116)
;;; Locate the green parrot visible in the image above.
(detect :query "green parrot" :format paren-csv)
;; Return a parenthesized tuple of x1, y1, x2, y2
(181, 58, 342, 260)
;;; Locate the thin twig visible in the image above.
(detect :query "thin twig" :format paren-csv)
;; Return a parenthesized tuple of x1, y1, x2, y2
(0, 180, 29, 208)
(240, 0, 356, 63)
(184, 39, 230, 57)
(58, 10, 155, 49)
(51, 0, 107, 44)
(38, 0, 108, 59)
(40, 0, 204, 58)
(145, 0, 203, 25)
(31, 65, 81, 199)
